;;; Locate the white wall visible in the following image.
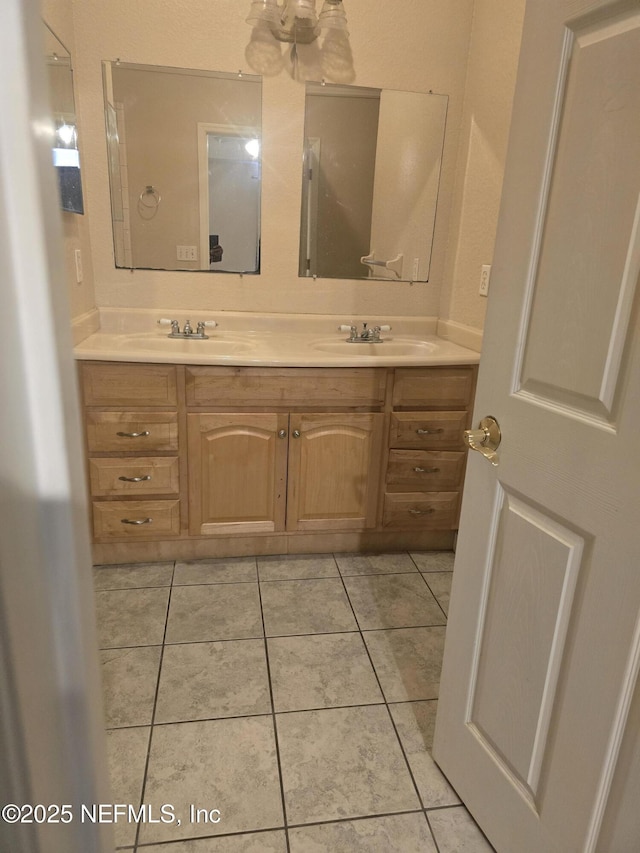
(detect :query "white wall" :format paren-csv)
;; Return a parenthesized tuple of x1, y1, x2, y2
(69, 0, 475, 317)
(439, 0, 526, 333)
(46, 0, 524, 329)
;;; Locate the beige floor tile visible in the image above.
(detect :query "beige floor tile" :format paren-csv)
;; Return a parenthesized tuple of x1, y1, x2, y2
(105, 726, 149, 847)
(258, 554, 338, 581)
(422, 571, 453, 615)
(173, 557, 257, 586)
(410, 551, 455, 572)
(165, 583, 263, 643)
(137, 830, 287, 852)
(394, 699, 437, 753)
(289, 812, 437, 852)
(155, 639, 271, 723)
(336, 552, 418, 576)
(389, 702, 460, 807)
(139, 717, 283, 843)
(100, 646, 161, 727)
(95, 587, 169, 649)
(93, 562, 174, 590)
(427, 806, 495, 852)
(277, 705, 419, 824)
(260, 578, 357, 637)
(364, 627, 446, 701)
(343, 574, 445, 630)
(268, 632, 382, 712)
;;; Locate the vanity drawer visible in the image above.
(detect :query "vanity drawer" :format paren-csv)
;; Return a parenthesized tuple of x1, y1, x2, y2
(88, 457, 180, 496)
(185, 366, 387, 409)
(382, 492, 460, 530)
(92, 500, 181, 539)
(81, 362, 178, 407)
(392, 368, 475, 410)
(86, 412, 179, 453)
(389, 412, 468, 449)
(386, 450, 465, 490)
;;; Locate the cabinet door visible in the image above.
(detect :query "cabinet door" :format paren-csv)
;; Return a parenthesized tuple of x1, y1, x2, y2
(286, 413, 385, 532)
(188, 413, 288, 536)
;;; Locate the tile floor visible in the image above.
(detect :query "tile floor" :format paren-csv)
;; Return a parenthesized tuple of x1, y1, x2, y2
(94, 551, 495, 852)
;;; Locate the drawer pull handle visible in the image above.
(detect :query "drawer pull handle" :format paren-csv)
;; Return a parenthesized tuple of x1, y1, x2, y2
(416, 428, 444, 435)
(121, 517, 153, 525)
(118, 475, 152, 483)
(413, 467, 440, 474)
(116, 430, 150, 438)
(409, 508, 435, 515)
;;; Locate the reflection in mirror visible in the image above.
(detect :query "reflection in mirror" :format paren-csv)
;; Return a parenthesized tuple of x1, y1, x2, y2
(299, 83, 448, 282)
(102, 62, 262, 273)
(43, 22, 84, 214)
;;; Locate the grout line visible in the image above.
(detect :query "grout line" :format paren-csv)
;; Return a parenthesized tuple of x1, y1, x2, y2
(335, 567, 427, 792)
(133, 560, 176, 851)
(134, 823, 286, 848)
(256, 565, 292, 853)
(417, 572, 449, 622)
(286, 806, 427, 831)
(95, 583, 173, 592)
(104, 697, 443, 732)
(336, 553, 446, 853)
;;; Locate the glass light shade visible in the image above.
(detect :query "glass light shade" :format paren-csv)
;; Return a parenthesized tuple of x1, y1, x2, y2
(287, 0, 318, 23)
(319, 0, 348, 31)
(246, 0, 279, 25)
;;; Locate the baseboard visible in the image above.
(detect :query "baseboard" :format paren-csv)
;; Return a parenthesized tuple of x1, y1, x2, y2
(92, 529, 456, 565)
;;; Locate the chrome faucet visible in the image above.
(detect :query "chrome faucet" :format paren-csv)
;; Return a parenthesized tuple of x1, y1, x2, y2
(339, 322, 392, 343)
(158, 318, 218, 339)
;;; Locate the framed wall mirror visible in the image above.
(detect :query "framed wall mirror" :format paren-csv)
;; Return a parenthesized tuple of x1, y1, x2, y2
(43, 22, 84, 214)
(102, 62, 262, 273)
(299, 83, 448, 282)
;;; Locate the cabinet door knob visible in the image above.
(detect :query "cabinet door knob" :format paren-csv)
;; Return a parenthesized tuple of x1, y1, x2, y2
(278, 429, 287, 438)
(292, 430, 301, 438)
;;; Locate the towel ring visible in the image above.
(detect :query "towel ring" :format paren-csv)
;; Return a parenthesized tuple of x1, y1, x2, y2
(139, 185, 161, 208)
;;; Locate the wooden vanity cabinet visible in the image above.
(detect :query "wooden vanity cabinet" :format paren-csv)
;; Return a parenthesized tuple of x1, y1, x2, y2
(382, 367, 476, 531)
(185, 368, 386, 536)
(79, 362, 183, 542)
(79, 360, 476, 560)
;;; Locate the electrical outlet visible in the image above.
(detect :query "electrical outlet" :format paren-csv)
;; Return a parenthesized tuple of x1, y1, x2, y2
(74, 248, 83, 284)
(479, 264, 491, 297)
(176, 245, 198, 261)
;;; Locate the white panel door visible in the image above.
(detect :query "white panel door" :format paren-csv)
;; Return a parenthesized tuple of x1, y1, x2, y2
(434, 1, 640, 851)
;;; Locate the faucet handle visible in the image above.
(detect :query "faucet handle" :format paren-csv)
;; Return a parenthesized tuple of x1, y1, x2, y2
(377, 325, 392, 332)
(339, 324, 358, 341)
(201, 320, 218, 328)
(158, 318, 180, 335)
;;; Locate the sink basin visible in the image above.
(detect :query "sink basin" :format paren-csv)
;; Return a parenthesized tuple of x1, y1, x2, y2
(310, 339, 438, 357)
(111, 333, 256, 354)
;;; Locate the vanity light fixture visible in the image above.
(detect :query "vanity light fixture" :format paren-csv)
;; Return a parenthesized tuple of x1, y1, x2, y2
(246, 0, 348, 44)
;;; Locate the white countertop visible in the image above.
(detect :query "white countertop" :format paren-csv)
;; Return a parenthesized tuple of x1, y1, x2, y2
(73, 310, 481, 368)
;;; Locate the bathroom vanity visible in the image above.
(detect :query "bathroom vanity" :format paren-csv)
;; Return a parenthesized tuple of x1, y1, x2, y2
(75, 313, 479, 563)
